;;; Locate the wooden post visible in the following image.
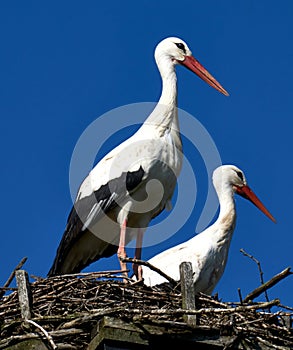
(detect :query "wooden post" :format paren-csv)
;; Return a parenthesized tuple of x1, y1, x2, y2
(15, 269, 32, 319)
(180, 262, 197, 326)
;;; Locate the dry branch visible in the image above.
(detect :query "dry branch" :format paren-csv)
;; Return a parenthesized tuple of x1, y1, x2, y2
(243, 267, 292, 303)
(46, 269, 129, 279)
(240, 248, 270, 302)
(26, 319, 57, 349)
(0, 257, 27, 299)
(120, 256, 177, 285)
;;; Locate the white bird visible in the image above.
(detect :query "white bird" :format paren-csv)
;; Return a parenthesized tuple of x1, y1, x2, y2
(142, 165, 276, 293)
(48, 37, 228, 278)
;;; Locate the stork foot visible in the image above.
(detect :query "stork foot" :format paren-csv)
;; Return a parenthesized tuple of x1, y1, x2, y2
(132, 263, 143, 282)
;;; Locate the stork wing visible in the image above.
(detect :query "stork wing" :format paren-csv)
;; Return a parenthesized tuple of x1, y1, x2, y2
(48, 166, 145, 276)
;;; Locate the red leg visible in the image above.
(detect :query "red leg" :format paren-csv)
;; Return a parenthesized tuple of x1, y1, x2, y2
(133, 229, 144, 281)
(117, 219, 128, 279)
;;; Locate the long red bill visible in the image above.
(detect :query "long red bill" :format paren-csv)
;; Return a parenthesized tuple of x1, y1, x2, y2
(235, 185, 276, 223)
(181, 55, 229, 96)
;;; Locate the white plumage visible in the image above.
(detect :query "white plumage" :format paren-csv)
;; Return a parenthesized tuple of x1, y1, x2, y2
(142, 165, 275, 294)
(48, 37, 228, 278)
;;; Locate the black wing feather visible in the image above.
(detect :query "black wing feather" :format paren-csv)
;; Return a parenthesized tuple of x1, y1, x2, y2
(48, 166, 145, 276)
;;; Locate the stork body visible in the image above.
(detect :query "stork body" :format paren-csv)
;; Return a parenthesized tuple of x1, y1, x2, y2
(142, 165, 275, 294)
(48, 37, 228, 277)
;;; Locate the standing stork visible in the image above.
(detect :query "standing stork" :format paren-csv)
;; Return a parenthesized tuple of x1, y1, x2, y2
(48, 37, 228, 278)
(141, 165, 276, 293)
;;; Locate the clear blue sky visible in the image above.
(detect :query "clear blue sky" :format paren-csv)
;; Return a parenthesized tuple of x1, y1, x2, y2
(1, 1, 292, 307)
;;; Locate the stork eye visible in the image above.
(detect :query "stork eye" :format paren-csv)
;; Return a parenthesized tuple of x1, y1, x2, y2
(236, 171, 244, 181)
(175, 42, 186, 54)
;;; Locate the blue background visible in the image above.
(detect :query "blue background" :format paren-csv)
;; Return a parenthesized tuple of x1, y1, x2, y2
(0, 1, 292, 307)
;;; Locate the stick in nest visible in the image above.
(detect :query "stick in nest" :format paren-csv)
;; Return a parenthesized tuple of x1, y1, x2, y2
(243, 267, 292, 303)
(0, 257, 27, 299)
(26, 319, 57, 349)
(120, 256, 177, 286)
(240, 248, 270, 303)
(45, 269, 130, 279)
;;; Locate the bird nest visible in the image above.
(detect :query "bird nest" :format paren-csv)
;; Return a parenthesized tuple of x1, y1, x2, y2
(0, 266, 292, 350)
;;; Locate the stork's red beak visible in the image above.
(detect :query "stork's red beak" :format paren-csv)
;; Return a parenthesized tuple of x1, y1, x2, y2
(235, 185, 276, 223)
(180, 55, 229, 96)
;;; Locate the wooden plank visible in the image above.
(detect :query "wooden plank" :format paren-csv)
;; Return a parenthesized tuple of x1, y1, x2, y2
(88, 316, 238, 349)
(5, 339, 51, 350)
(15, 270, 32, 320)
(179, 262, 197, 326)
(88, 316, 149, 350)
(3, 339, 50, 350)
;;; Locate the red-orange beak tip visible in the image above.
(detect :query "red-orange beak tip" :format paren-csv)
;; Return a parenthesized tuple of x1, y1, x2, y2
(236, 185, 276, 224)
(181, 55, 228, 97)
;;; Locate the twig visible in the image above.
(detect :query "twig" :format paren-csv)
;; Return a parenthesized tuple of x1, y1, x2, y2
(197, 294, 229, 308)
(256, 335, 285, 349)
(60, 306, 126, 328)
(46, 269, 129, 279)
(141, 299, 280, 315)
(279, 303, 293, 312)
(0, 287, 17, 292)
(0, 328, 83, 348)
(26, 319, 57, 349)
(237, 288, 243, 304)
(243, 267, 292, 303)
(60, 298, 280, 325)
(0, 257, 27, 298)
(240, 248, 270, 303)
(120, 257, 177, 286)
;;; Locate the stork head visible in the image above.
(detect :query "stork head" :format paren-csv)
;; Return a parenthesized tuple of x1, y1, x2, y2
(213, 165, 276, 222)
(155, 37, 229, 96)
